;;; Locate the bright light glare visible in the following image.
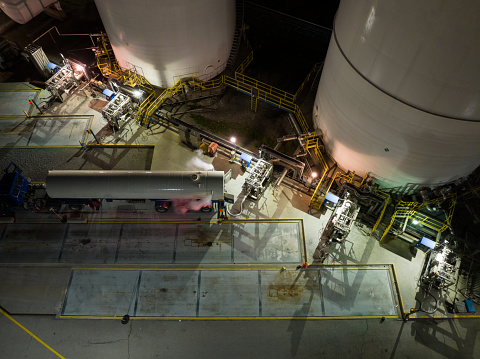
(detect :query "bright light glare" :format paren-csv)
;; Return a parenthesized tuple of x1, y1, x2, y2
(75, 64, 84, 72)
(230, 137, 236, 144)
(133, 90, 142, 98)
(312, 172, 318, 178)
(413, 219, 419, 225)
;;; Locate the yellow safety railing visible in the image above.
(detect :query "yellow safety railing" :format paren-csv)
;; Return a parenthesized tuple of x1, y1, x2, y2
(172, 72, 200, 85)
(96, 25, 323, 156)
(294, 62, 324, 101)
(136, 91, 155, 122)
(234, 72, 296, 103)
(395, 192, 457, 233)
(188, 76, 224, 91)
(440, 193, 456, 232)
(380, 209, 445, 242)
(96, 34, 122, 78)
(304, 133, 324, 151)
(294, 105, 309, 133)
(123, 70, 154, 91)
(369, 190, 390, 236)
(359, 172, 369, 187)
(236, 27, 253, 74)
(304, 132, 328, 175)
(396, 201, 423, 210)
(303, 132, 329, 210)
(236, 51, 253, 74)
(309, 171, 354, 211)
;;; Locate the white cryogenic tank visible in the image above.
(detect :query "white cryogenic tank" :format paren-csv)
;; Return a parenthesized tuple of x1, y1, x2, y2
(1, 0, 60, 24)
(94, 0, 236, 88)
(314, 0, 480, 187)
(46, 170, 225, 201)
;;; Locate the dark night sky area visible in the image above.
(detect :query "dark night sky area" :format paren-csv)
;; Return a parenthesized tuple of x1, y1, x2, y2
(248, 0, 340, 28)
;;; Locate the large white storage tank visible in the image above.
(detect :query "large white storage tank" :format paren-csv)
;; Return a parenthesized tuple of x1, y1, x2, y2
(1, 0, 60, 24)
(314, 0, 480, 187)
(94, 0, 236, 88)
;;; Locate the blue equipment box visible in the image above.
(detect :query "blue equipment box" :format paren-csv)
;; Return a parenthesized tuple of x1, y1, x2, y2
(240, 153, 252, 167)
(464, 300, 476, 313)
(102, 89, 115, 100)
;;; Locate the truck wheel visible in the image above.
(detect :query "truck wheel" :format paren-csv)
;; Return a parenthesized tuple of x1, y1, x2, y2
(201, 206, 213, 213)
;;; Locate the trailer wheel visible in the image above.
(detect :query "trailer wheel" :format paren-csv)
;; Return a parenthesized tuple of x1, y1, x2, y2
(69, 204, 83, 211)
(155, 206, 169, 213)
(155, 201, 171, 213)
(201, 205, 213, 213)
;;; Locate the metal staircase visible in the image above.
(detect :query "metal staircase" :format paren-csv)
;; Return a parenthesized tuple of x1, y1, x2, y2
(309, 171, 355, 211)
(227, 0, 245, 69)
(96, 34, 121, 79)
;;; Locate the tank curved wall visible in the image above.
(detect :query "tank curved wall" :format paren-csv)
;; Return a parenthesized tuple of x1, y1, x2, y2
(46, 170, 225, 201)
(1, 0, 59, 24)
(314, 0, 480, 187)
(94, 0, 236, 88)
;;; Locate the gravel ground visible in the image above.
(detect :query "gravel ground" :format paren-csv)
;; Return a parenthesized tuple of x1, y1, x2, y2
(0, 147, 153, 182)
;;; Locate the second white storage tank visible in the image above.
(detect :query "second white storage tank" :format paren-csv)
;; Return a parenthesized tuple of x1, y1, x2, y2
(313, 0, 480, 187)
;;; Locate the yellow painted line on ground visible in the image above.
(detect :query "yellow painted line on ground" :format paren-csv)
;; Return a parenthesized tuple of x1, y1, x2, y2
(0, 114, 92, 119)
(0, 89, 41, 92)
(0, 115, 30, 119)
(83, 144, 155, 147)
(88, 221, 215, 224)
(71, 267, 288, 271)
(414, 314, 480, 319)
(0, 145, 154, 149)
(88, 219, 297, 224)
(322, 263, 392, 269)
(59, 315, 400, 320)
(223, 219, 301, 223)
(0, 146, 84, 149)
(318, 267, 387, 270)
(33, 114, 93, 118)
(391, 263, 406, 320)
(0, 307, 66, 359)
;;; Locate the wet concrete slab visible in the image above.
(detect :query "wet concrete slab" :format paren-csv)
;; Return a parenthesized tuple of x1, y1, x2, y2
(0, 90, 37, 116)
(136, 270, 198, 317)
(0, 223, 66, 262)
(0, 116, 90, 147)
(61, 267, 400, 318)
(0, 118, 32, 146)
(62, 269, 140, 317)
(27, 116, 90, 146)
(59, 223, 121, 263)
(0, 221, 305, 265)
(232, 222, 302, 263)
(199, 270, 260, 316)
(176, 223, 232, 263)
(320, 267, 398, 317)
(0, 266, 71, 314)
(117, 223, 176, 264)
(261, 269, 323, 317)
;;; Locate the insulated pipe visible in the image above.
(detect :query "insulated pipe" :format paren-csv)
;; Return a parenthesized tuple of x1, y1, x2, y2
(46, 170, 225, 201)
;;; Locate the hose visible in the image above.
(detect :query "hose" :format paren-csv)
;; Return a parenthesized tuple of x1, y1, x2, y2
(226, 189, 250, 217)
(420, 289, 438, 314)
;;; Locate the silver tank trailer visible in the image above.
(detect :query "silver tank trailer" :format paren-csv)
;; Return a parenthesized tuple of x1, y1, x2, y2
(46, 170, 225, 201)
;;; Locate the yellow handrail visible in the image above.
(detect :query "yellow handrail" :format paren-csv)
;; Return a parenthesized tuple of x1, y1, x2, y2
(369, 190, 390, 236)
(309, 171, 353, 210)
(380, 209, 445, 242)
(294, 62, 323, 101)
